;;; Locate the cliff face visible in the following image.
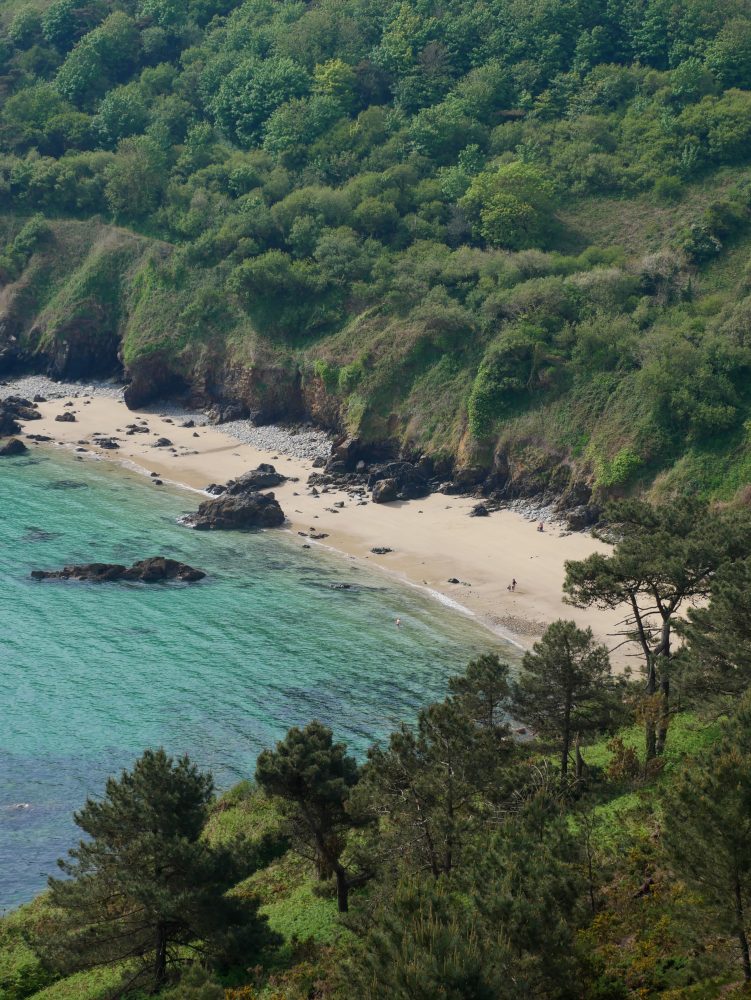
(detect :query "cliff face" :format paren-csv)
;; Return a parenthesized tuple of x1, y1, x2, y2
(3, 210, 750, 510)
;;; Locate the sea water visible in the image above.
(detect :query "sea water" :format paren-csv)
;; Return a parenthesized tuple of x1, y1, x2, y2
(0, 449, 512, 909)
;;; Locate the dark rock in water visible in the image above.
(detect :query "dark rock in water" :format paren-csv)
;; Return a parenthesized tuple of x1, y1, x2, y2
(31, 556, 206, 583)
(49, 480, 88, 490)
(55, 412, 76, 423)
(153, 479, 163, 486)
(26, 434, 52, 442)
(225, 463, 286, 493)
(330, 583, 353, 590)
(23, 526, 61, 542)
(0, 437, 28, 456)
(205, 483, 226, 495)
(469, 503, 489, 517)
(309, 531, 328, 539)
(371, 546, 393, 554)
(183, 490, 285, 530)
(372, 478, 398, 504)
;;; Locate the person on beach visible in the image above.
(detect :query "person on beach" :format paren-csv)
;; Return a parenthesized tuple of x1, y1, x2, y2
(537, 521, 544, 532)
(512, 578, 517, 591)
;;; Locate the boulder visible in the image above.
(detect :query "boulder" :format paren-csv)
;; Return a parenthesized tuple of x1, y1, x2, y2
(183, 490, 285, 530)
(372, 478, 398, 503)
(566, 504, 601, 532)
(55, 412, 76, 423)
(0, 406, 21, 437)
(371, 546, 393, 554)
(96, 437, 120, 450)
(31, 556, 206, 583)
(368, 461, 429, 501)
(224, 463, 286, 493)
(0, 437, 28, 456)
(469, 503, 489, 517)
(326, 435, 361, 472)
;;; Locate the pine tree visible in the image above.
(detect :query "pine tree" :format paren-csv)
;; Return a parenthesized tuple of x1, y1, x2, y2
(662, 700, 751, 981)
(564, 498, 751, 758)
(678, 556, 751, 705)
(255, 720, 363, 912)
(39, 749, 276, 994)
(353, 698, 516, 881)
(447, 653, 512, 735)
(512, 620, 616, 776)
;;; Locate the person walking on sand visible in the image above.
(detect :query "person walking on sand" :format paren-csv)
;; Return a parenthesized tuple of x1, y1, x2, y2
(512, 578, 517, 591)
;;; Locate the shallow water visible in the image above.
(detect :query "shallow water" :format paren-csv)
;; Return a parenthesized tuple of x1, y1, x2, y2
(0, 449, 512, 909)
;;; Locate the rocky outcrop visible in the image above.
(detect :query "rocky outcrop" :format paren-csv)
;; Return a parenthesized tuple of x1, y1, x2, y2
(31, 556, 206, 583)
(372, 478, 398, 504)
(224, 463, 286, 493)
(0, 396, 41, 436)
(368, 461, 430, 501)
(184, 490, 285, 530)
(0, 437, 28, 456)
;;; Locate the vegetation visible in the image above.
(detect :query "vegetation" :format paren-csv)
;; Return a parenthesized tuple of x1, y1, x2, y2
(2, 0, 751, 493)
(5, 497, 751, 997)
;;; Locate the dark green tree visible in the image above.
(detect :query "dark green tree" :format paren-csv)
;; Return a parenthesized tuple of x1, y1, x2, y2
(40, 749, 276, 994)
(512, 620, 615, 776)
(255, 720, 363, 912)
(354, 699, 515, 880)
(662, 700, 751, 981)
(564, 498, 751, 758)
(447, 652, 512, 735)
(677, 556, 751, 706)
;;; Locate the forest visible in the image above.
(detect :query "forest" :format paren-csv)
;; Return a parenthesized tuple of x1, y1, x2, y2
(3, 496, 751, 997)
(2, 0, 751, 498)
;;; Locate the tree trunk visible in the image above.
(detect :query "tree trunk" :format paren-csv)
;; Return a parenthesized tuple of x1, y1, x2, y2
(735, 878, 751, 981)
(645, 655, 657, 761)
(334, 866, 349, 913)
(575, 732, 585, 781)
(656, 676, 670, 756)
(561, 697, 571, 776)
(153, 923, 167, 991)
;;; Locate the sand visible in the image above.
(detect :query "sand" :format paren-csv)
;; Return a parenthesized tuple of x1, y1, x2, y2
(12, 391, 630, 664)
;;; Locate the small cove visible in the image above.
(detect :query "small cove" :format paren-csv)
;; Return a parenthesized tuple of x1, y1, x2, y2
(0, 449, 514, 909)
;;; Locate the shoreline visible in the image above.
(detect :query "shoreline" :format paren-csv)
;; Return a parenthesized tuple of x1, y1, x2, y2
(3, 378, 628, 663)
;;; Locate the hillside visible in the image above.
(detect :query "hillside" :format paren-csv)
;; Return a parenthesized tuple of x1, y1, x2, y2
(2, 0, 751, 503)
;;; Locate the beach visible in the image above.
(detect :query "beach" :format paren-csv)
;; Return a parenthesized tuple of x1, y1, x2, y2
(3, 378, 629, 663)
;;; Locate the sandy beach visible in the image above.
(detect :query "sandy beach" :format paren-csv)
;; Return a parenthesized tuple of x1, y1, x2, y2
(6, 381, 630, 663)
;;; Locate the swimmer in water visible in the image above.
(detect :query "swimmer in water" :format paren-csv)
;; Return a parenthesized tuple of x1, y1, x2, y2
(395, 618, 401, 627)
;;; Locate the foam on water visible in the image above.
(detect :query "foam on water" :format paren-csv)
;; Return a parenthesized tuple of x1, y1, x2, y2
(0, 449, 514, 909)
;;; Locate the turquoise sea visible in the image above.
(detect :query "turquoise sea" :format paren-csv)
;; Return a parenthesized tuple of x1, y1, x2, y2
(0, 448, 510, 909)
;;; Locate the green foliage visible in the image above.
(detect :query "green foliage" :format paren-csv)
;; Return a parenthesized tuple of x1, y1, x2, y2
(461, 163, 557, 249)
(513, 620, 618, 775)
(39, 748, 278, 994)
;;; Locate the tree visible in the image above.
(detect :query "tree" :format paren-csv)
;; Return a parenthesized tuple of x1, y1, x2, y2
(460, 162, 557, 249)
(512, 621, 615, 776)
(354, 699, 514, 881)
(104, 135, 166, 220)
(255, 720, 363, 912)
(344, 807, 582, 999)
(662, 701, 751, 981)
(564, 498, 751, 758)
(210, 56, 310, 147)
(677, 556, 751, 706)
(447, 653, 512, 735)
(39, 749, 276, 994)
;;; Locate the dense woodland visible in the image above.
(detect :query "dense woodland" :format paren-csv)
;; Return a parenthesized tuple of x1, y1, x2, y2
(4, 497, 751, 997)
(2, 0, 751, 495)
